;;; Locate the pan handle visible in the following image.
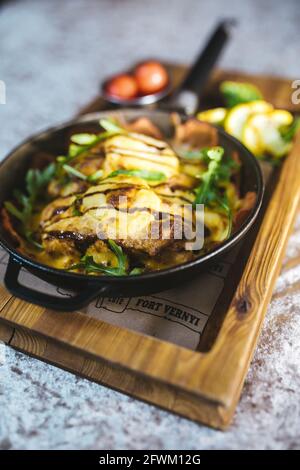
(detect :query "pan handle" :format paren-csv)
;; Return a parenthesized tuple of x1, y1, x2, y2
(168, 19, 236, 114)
(4, 256, 103, 312)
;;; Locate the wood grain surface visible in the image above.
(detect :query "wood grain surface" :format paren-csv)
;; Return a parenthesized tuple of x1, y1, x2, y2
(0, 68, 299, 429)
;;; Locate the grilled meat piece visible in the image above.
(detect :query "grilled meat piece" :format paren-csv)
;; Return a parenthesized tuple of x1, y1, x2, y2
(41, 175, 183, 257)
(121, 117, 163, 139)
(40, 195, 76, 227)
(172, 114, 218, 149)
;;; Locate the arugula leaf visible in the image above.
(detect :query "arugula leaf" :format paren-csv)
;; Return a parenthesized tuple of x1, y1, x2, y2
(181, 148, 210, 161)
(72, 206, 82, 217)
(62, 164, 88, 180)
(194, 161, 219, 205)
(24, 231, 43, 250)
(62, 164, 103, 183)
(58, 119, 124, 171)
(87, 169, 103, 182)
(182, 147, 234, 170)
(68, 240, 129, 276)
(108, 239, 127, 273)
(5, 163, 56, 248)
(216, 158, 240, 182)
(99, 118, 124, 133)
(68, 143, 85, 158)
(70, 133, 98, 145)
(182, 148, 239, 187)
(65, 134, 113, 161)
(69, 256, 121, 276)
(107, 169, 166, 182)
(193, 146, 233, 239)
(26, 164, 56, 199)
(59, 120, 161, 185)
(194, 147, 224, 205)
(129, 267, 144, 276)
(61, 122, 123, 167)
(4, 201, 25, 223)
(220, 81, 262, 107)
(207, 147, 224, 162)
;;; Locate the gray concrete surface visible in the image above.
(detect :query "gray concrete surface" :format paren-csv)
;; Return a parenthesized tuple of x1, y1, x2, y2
(0, 0, 300, 450)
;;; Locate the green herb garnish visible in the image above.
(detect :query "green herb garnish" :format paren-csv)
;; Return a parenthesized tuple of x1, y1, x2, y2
(99, 118, 124, 133)
(182, 148, 240, 180)
(4, 163, 56, 247)
(194, 147, 225, 205)
(62, 164, 88, 180)
(193, 146, 232, 239)
(108, 239, 127, 273)
(216, 158, 240, 182)
(72, 206, 81, 217)
(68, 239, 128, 276)
(181, 148, 210, 161)
(59, 119, 124, 167)
(70, 133, 99, 145)
(107, 169, 166, 182)
(62, 164, 103, 182)
(129, 267, 144, 275)
(87, 169, 104, 182)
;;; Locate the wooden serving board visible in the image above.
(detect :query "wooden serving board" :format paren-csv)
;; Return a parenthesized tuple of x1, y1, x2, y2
(0, 68, 300, 429)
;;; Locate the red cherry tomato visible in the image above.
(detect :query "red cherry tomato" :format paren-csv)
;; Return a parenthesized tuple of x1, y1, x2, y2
(105, 74, 138, 100)
(134, 61, 169, 95)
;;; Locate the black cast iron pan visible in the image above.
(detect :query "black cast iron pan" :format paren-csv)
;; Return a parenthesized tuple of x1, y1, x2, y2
(0, 109, 263, 310)
(0, 22, 264, 311)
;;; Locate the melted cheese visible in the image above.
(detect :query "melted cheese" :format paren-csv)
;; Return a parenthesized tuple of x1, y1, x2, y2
(103, 135, 179, 177)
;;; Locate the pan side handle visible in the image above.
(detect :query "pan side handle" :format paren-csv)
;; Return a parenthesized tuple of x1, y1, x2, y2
(4, 256, 104, 312)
